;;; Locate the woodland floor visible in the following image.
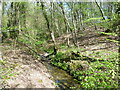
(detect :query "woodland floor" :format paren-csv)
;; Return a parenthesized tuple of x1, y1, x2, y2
(0, 26, 119, 88)
(0, 46, 56, 88)
(56, 26, 118, 56)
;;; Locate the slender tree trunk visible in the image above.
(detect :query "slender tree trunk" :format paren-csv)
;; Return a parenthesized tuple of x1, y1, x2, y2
(0, 0, 2, 43)
(41, 2, 57, 55)
(59, 3, 77, 47)
(72, 3, 79, 47)
(0, 0, 2, 61)
(60, 4, 70, 47)
(21, 3, 26, 29)
(95, 0, 105, 20)
(51, 2, 57, 52)
(55, 19, 60, 36)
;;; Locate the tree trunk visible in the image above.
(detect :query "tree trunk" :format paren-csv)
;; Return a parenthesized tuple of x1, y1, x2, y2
(59, 3, 78, 47)
(0, 0, 2, 43)
(41, 2, 57, 55)
(95, 0, 105, 20)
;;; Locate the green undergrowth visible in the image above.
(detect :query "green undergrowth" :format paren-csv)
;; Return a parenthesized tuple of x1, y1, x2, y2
(97, 32, 118, 36)
(50, 50, 119, 88)
(0, 59, 17, 88)
(97, 32, 119, 44)
(81, 50, 119, 62)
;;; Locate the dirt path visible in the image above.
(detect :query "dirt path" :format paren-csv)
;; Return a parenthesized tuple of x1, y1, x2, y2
(1, 46, 56, 88)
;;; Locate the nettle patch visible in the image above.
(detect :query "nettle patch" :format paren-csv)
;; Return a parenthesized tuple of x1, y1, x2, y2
(50, 51, 119, 88)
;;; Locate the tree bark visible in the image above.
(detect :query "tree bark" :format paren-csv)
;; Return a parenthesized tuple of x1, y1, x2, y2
(41, 2, 57, 55)
(59, 3, 78, 47)
(95, 0, 105, 20)
(0, 0, 2, 43)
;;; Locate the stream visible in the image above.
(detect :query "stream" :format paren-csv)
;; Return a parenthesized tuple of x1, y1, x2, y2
(43, 62, 81, 89)
(0, 44, 80, 89)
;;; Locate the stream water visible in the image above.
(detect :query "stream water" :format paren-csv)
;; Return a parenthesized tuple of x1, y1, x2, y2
(0, 44, 80, 89)
(43, 62, 80, 89)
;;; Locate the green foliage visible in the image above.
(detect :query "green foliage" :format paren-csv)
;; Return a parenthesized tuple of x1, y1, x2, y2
(50, 50, 119, 88)
(106, 39, 119, 43)
(1, 1, 119, 89)
(44, 47, 53, 54)
(78, 61, 118, 88)
(0, 60, 6, 65)
(35, 40, 46, 46)
(85, 50, 119, 62)
(97, 21, 111, 30)
(59, 44, 67, 49)
(97, 32, 118, 36)
(0, 60, 17, 88)
(18, 37, 30, 44)
(84, 17, 103, 23)
(53, 52, 66, 62)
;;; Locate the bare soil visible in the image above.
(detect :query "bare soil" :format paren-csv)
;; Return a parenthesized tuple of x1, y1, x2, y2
(2, 47, 56, 88)
(56, 26, 118, 55)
